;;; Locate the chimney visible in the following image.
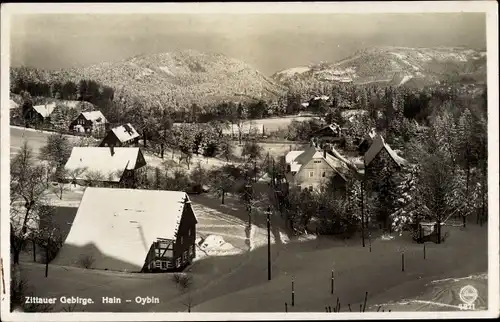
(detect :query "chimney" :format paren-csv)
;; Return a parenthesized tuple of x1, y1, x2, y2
(110, 145, 115, 156)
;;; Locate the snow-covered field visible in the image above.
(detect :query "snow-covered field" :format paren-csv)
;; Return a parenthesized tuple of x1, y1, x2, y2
(174, 115, 319, 136)
(15, 215, 487, 313)
(370, 273, 488, 312)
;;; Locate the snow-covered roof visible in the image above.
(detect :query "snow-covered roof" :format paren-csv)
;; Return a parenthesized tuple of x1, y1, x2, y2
(81, 110, 107, 123)
(364, 134, 408, 167)
(64, 147, 144, 182)
(53, 187, 192, 271)
(59, 100, 83, 108)
(10, 99, 19, 109)
(312, 123, 342, 136)
(286, 146, 353, 179)
(285, 150, 305, 165)
(111, 123, 140, 143)
(32, 103, 56, 118)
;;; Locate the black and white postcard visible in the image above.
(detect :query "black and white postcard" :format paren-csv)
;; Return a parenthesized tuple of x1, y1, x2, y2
(1, 2, 498, 321)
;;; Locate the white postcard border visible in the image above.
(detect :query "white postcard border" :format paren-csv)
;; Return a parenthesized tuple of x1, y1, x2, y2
(1, 1, 498, 321)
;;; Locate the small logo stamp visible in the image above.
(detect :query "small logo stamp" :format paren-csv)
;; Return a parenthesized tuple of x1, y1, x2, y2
(458, 285, 478, 310)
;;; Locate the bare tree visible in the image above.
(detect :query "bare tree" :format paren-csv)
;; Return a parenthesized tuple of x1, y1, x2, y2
(10, 142, 49, 264)
(60, 168, 85, 192)
(84, 170, 105, 187)
(33, 206, 63, 277)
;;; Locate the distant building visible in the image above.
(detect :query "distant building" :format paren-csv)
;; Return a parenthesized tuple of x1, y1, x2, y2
(357, 128, 378, 155)
(23, 103, 57, 126)
(284, 145, 354, 192)
(310, 123, 343, 146)
(63, 147, 147, 188)
(364, 134, 408, 184)
(99, 123, 140, 148)
(69, 111, 108, 136)
(52, 187, 198, 272)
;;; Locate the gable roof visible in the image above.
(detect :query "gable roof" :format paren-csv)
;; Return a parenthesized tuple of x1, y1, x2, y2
(10, 99, 19, 109)
(32, 103, 56, 118)
(64, 147, 144, 182)
(53, 187, 195, 271)
(111, 123, 140, 143)
(364, 134, 408, 167)
(81, 110, 107, 123)
(293, 146, 318, 166)
(288, 146, 354, 180)
(285, 150, 307, 165)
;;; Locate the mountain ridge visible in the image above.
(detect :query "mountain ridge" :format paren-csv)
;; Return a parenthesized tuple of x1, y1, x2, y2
(272, 46, 487, 87)
(11, 49, 287, 109)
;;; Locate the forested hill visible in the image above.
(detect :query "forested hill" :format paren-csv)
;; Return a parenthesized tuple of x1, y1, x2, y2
(272, 46, 487, 89)
(10, 49, 286, 109)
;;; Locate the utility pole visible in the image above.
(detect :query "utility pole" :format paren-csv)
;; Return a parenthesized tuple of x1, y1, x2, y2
(267, 206, 271, 281)
(271, 158, 276, 188)
(254, 160, 257, 183)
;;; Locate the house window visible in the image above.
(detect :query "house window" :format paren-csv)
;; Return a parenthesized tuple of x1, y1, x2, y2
(188, 229, 191, 236)
(180, 236, 184, 244)
(309, 171, 314, 178)
(158, 242, 169, 248)
(322, 172, 326, 177)
(176, 257, 181, 268)
(189, 245, 194, 257)
(155, 260, 161, 268)
(183, 251, 188, 262)
(166, 261, 173, 268)
(314, 160, 321, 164)
(161, 261, 167, 270)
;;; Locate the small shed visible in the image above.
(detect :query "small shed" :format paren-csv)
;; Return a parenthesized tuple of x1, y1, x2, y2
(413, 221, 444, 244)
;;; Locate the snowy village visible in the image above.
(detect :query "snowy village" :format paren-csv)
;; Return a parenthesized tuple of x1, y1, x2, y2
(3, 8, 493, 315)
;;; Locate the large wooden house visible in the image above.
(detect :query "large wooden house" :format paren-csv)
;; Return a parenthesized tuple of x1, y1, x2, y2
(99, 123, 140, 148)
(285, 145, 354, 192)
(69, 111, 108, 136)
(63, 147, 147, 188)
(52, 187, 198, 272)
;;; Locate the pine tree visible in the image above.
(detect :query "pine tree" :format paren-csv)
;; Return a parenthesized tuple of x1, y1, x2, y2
(456, 108, 475, 226)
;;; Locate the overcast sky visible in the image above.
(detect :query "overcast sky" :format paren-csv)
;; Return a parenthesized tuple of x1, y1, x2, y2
(10, 13, 486, 75)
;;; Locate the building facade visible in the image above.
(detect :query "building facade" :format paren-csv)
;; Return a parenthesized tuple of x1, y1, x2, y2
(69, 111, 108, 137)
(143, 200, 197, 272)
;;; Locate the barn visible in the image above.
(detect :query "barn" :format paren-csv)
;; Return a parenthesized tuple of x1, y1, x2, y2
(52, 187, 198, 272)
